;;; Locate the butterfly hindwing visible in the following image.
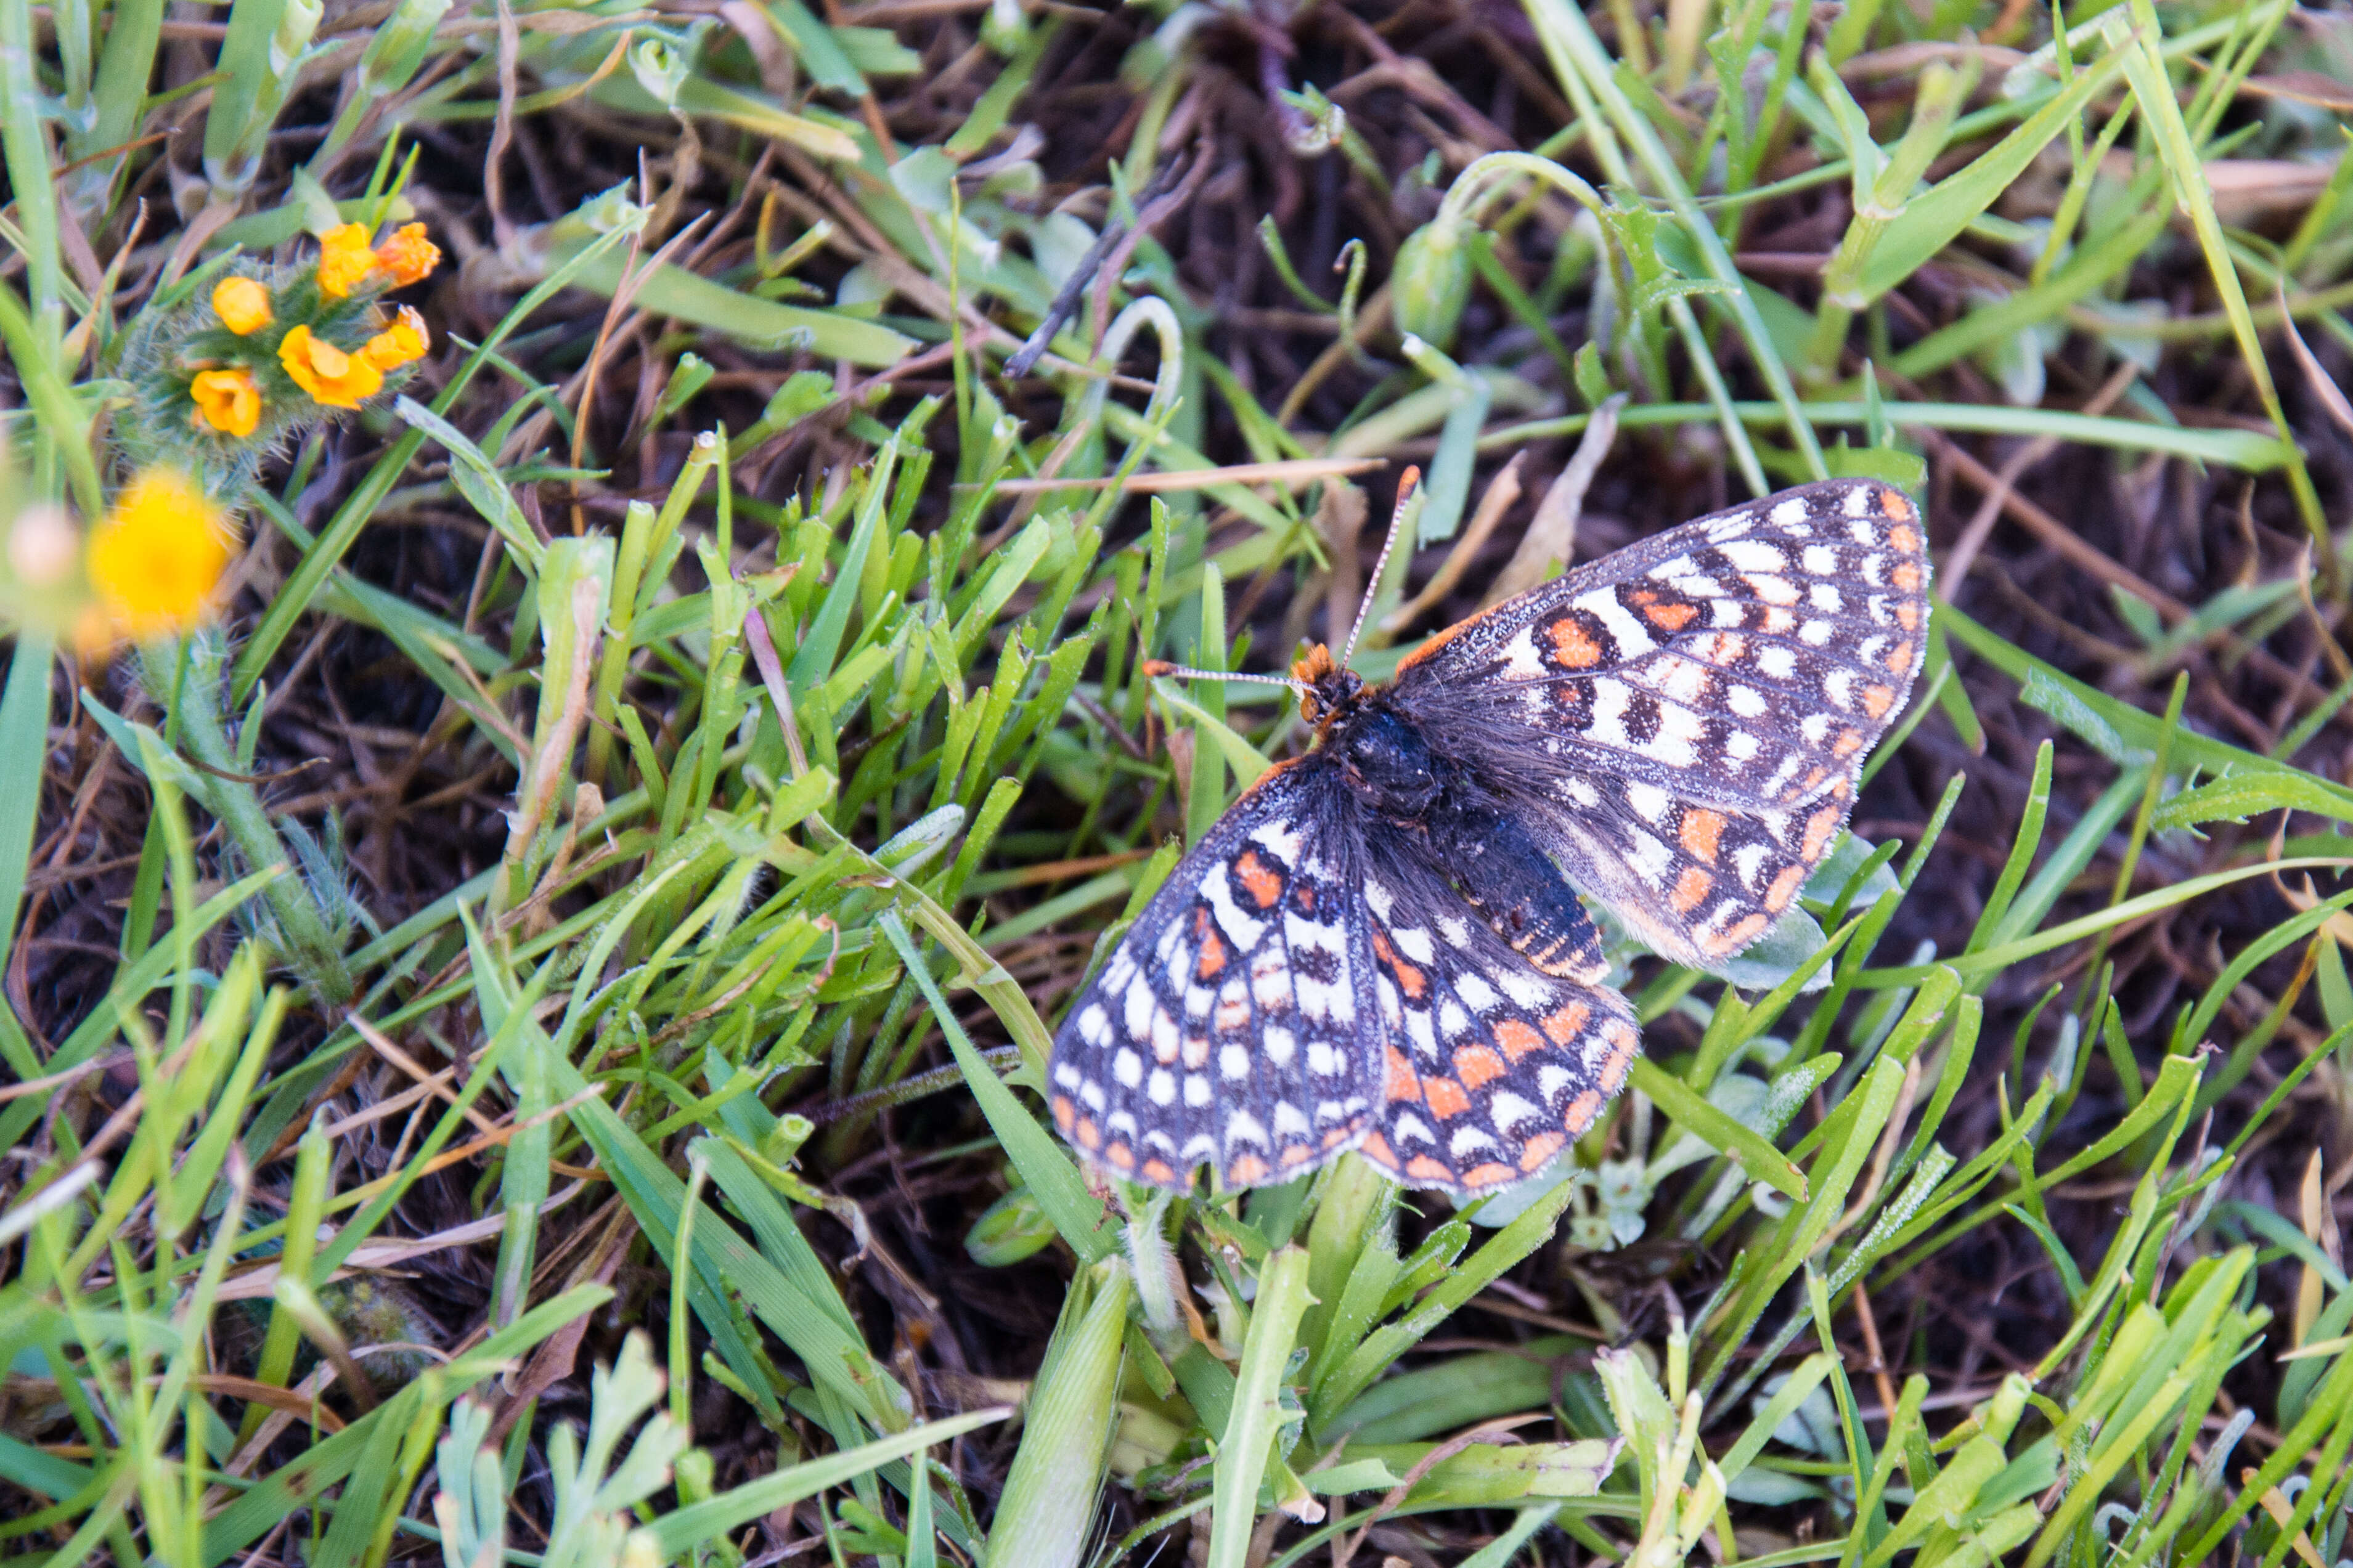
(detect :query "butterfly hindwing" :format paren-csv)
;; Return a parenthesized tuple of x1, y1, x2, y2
(1352, 840, 1639, 1190)
(1395, 479, 1929, 970)
(1048, 761, 1382, 1190)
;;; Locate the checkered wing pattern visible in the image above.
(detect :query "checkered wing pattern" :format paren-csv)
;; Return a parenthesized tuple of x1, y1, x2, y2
(1049, 762, 1382, 1190)
(1352, 851, 1640, 1190)
(1399, 479, 1930, 971)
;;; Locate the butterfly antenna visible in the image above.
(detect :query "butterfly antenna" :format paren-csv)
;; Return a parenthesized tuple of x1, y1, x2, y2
(1140, 661, 1301, 689)
(1339, 466, 1421, 671)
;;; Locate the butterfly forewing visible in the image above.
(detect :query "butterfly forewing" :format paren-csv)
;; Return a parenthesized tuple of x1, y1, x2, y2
(1048, 762, 1380, 1190)
(1396, 479, 1929, 970)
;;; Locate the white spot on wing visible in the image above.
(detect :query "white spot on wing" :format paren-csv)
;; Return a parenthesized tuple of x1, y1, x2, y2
(1249, 819, 1305, 863)
(1628, 827, 1674, 886)
(1626, 781, 1671, 822)
(1490, 1091, 1541, 1133)
(1580, 591, 1658, 656)
(1723, 539, 1790, 572)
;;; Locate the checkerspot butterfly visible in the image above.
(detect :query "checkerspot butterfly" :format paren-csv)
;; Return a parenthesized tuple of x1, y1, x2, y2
(1049, 476, 1930, 1192)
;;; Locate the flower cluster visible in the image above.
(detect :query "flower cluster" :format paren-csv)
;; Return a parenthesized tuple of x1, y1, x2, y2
(181, 221, 442, 444)
(26, 221, 446, 648)
(119, 221, 442, 467)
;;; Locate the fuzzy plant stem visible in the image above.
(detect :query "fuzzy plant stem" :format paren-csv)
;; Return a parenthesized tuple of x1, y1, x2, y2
(143, 633, 353, 1001)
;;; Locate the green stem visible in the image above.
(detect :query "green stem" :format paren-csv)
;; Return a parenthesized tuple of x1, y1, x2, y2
(143, 636, 354, 1001)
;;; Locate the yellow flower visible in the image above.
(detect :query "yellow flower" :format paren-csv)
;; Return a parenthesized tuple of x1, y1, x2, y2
(279, 324, 383, 408)
(359, 306, 430, 372)
(212, 276, 273, 335)
(86, 470, 237, 641)
(375, 224, 441, 287)
(190, 367, 263, 437)
(316, 222, 378, 298)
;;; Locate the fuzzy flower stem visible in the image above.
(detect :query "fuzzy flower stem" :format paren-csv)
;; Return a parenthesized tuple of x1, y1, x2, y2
(140, 632, 354, 1002)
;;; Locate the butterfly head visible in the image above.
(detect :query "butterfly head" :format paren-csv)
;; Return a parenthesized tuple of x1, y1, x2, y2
(1291, 643, 1364, 731)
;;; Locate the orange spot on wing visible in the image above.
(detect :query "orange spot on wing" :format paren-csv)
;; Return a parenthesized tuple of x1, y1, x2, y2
(1549, 617, 1603, 668)
(1885, 641, 1914, 674)
(1891, 561, 1922, 593)
(1322, 1125, 1353, 1148)
(1495, 1018, 1546, 1061)
(1075, 1117, 1102, 1151)
(1670, 865, 1713, 914)
(1564, 1089, 1603, 1134)
(1424, 1077, 1471, 1119)
(1802, 804, 1843, 860)
(1236, 850, 1283, 910)
(1460, 1161, 1518, 1188)
(1406, 1155, 1453, 1183)
(1385, 1046, 1421, 1102)
(1705, 913, 1771, 956)
(1518, 1132, 1567, 1171)
(1766, 863, 1806, 912)
(1105, 1142, 1135, 1170)
(1896, 600, 1921, 630)
(1052, 1094, 1076, 1132)
(1196, 926, 1226, 980)
(1833, 728, 1864, 757)
(1643, 599, 1697, 632)
(1708, 633, 1749, 666)
(1374, 932, 1427, 1000)
(1597, 1022, 1639, 1091)
(1358, 1132, 1401, 1171)
(1279, 1144, 1316, 1167)
(1880, 489, 1915, 522)
(1541, 1002, 1591, 1046)
(1226, 1154, 1270, 1185)
(1888, 522, 1920, 553)
(1454, 1044, 1507, 1089)
(1680, 807, 1726, 863)
(1142, 1158, 1176, 1183)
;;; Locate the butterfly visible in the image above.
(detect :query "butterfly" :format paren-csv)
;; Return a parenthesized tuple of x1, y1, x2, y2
(1048, 476, 1930, 1193)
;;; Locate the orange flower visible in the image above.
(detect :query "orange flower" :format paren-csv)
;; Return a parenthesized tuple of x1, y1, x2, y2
(85, 469, 237, 641)
(360, 306, 430, 372)
(375, 224, 441, 287)
(190, 367, 263, 437)
(279, 324, 383, 408)
(212, 276, 273, 335)
(316, 222, 378, 298)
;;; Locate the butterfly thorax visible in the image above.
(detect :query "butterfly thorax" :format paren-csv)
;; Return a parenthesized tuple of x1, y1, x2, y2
(1289, 644, 1445, 820)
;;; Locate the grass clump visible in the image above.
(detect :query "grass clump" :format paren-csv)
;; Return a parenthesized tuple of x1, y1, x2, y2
(2, 0, 2352, 1560)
